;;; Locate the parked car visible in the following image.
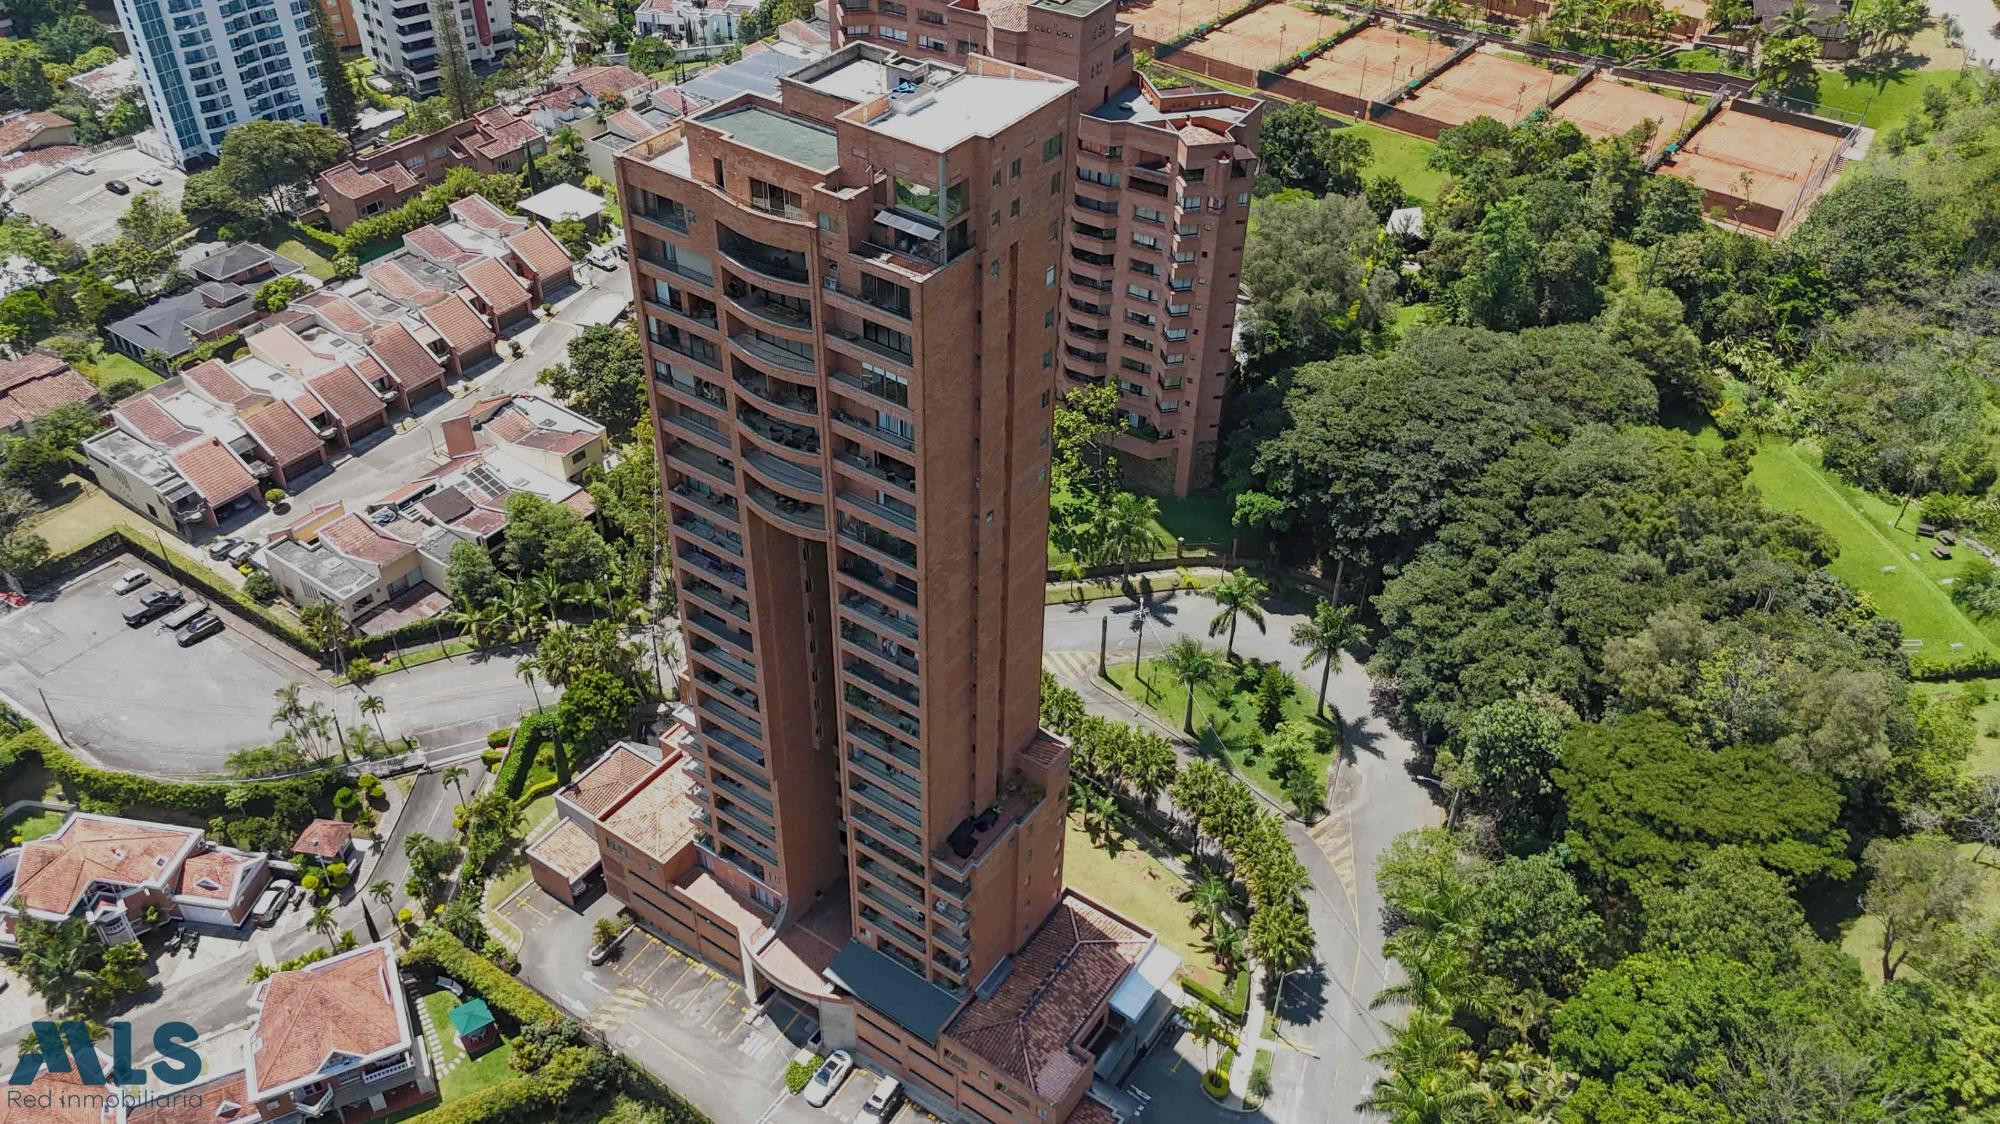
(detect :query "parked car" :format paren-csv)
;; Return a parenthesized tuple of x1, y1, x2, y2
(111, 569, 150, 595)
(105, 179, 129, 195)
(587, 242, 621, 271)
(855, 1076, 902, 1124)
(226, 541, 259, 566)
(122, 588, 183, 627)
(252, 881, 289, 925)
(176, 612, 223, 647)
(136, 170, 164, 186)
(206, 536, 241, 560)
(157, 603, 207, 633)
(803, 1051, 853, 1107)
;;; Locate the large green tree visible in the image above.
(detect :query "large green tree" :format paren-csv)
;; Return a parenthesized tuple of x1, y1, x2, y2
(537, 324, 646, 434)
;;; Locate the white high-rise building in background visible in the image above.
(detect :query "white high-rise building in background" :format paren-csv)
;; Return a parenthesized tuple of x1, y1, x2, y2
(356, 0, 514, 97)
(113, 0, 330, 167)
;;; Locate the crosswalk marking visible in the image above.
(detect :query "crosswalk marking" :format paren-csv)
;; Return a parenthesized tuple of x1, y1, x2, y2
(1042, 651, 1099, 680)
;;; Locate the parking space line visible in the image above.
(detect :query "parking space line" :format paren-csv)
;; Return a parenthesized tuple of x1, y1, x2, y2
(662, 966, 703, 1005)
(703, 984, 739, 1026)
(776, 1007, 800, 1037)
(638, 950, 677, 990)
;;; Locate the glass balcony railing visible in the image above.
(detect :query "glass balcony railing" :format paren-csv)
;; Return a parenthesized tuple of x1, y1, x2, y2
(745, 483, 827, 534)
(847, 717, 919, 769)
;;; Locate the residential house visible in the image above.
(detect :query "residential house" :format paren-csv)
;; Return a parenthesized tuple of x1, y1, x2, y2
(579, 95, 697, 183)
(458, 392, 608, 483)
(0, 351, 99, 434)
(314, 110, 544, 231)
(82, 389, 270, 531)
(0, 813, 272, 946)
(635, 0, 760, 44)
(261, 501, 449, 629)
(291, 818, 357, 865)
(0, 111, 78, 158)
(3, 1057, 126, 1124)
(242, 943, 433, 1120)
(103, 244, 304, 364)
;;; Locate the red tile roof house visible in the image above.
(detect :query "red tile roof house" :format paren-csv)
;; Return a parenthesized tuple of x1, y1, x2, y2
(178, 359, 331, 488)
(0, 813, 271, 948)
(80, 389, 269, 531)
(0, 350, 100, 434)
(314, 112, 545, 231)
(241, 943, 434, 1121)
(2, 1054, 126, 1124)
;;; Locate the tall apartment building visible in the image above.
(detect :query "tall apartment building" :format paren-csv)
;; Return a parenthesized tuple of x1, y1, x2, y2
(356, 0, 514, 96)
(322, 0, 364, 48)
(834, 0, 1260, 495)
(615, 42, 1184, 1124)
(113, 0, 331, 166)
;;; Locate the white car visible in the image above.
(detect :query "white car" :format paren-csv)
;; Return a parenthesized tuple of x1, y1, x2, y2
(206, 536, 241, 560)
(111, 569, 150, 595)
(855, 1076, 902, 1124)
(586, 243, 621, 271)
(802, 1050, 852, 1107)
(136, 171, 164, 186)
(252, 881, 291, 925)
(226, 541, 259, 566)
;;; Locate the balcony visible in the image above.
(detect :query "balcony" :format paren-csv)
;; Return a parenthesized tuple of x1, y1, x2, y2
(633, 199, 691, 233)
(857, 854, 926, 903)
(859, 878, 926, 928)
(711, 768, 774, 815)
(676, 541, 746, 590)
(827, 324, 913, 369)
(737, 404, 821, 456)
(686, 607, 754, 653)
(745, 482, 827, 534)
(835, 449, 916, 498)
(743, 448, 823, 494)
(842, 616, 919, 672)
(662, 409, 729, 452)
(852, 777, 922, 830)
(851, 802, 922, 855)
(703, 722, 769, 772)
(669, 481, 739, 525)
(839, 557, 917, 608)
(691, 637, 758, 687)
(640, 251, 713, 287)
(649, 295, 718, 333)
(849, 748, 921, 800)
(931, 924, 969, 952)
(840, 599, 917, 653)
(932, 869, 970, 901)
(718, 230, 809, 285)
(719, 821, 779, 867)
(840, 491, 917, 534)
(831, 410, 915, 453)
(825, 274, 912, 320)
(734, 369, 819, 421)
(681, 576, 750, 623)
(846, 717, 919, 769)
(839, 516, 916, 569)
(847, 658, 918, 709)
(859, 904, 928, 959)
(674, 513, 743, 559)
(732, 331, 818, 376)
(701, 694, 764, 741)
(656, 368, 727, 414)
(651, 329, 722, 371)
(723, 281, 812, 331)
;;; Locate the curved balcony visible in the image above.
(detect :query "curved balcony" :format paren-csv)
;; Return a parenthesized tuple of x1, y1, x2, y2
(723, 279, 814, 335)
(655, 369, 728, 418)
(662, 408, 731, 453)
(745, 481, 828, 535)
(742, 447, 824, 499)
(731, 330, 818, 377)
(663, 440, 736, 490)
(734, 368, 820, 424)
(736, 405, 822, 469)
(718, 229, 810, 289)
(668, 480, 739, 526)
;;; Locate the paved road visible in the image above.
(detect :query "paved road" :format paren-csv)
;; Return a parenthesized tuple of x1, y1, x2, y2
(1932, 0, 2000, 66)
(1043, 588, 1440, 1123)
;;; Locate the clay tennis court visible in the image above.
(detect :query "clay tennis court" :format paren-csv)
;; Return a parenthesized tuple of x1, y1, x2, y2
(1552, 76, 1702, 157)
(1177, 1, 1331, 74)
(1118, 0, 1237, 45)
(1657, 106, 1846, 215)
(1397, 46, 1565, 128)
(1294, 23, 1451, 99)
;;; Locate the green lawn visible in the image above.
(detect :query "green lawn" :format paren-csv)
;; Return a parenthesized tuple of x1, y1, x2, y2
(1049, 487, 1249, 570)
(24, 478, 138, 552)
(1746, 439, 1994, 658)
(420, 990, 516, 1101)
(1914, 679, 2000, 778)
(2, 808, 63, 845)
(1063, 817, 1222, 990)
(1336, 119, 1448, 203)
(1809, 68, 1957, 130)
(263, 223, 340, 280)
(1106, 656, 1337, 807)
(76, 348, 161, 392)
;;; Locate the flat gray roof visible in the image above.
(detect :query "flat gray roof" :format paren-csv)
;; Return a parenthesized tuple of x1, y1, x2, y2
(680, 50, 816, 105)
(702, 105, 839, 171)
(824, 939, 961, 1044)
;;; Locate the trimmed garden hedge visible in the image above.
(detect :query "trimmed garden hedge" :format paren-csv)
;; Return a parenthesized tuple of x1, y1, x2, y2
(8, 726, 340, 816)
(498, 713, 555, 800)
(401, 928, 562, 1028)
(1911, 650, 2000, 682)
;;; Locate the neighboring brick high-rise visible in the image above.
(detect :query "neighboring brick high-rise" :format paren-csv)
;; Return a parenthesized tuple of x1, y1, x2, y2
(834, 0, 1261, 495)
(614, 42, 1188, 1124)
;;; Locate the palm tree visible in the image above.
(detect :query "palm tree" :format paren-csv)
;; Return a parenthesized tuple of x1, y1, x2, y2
(441, 764, 469, 806)
(531, 572, 568, 625)
(1182, 871, 1236, 933)
(1159, 636, 1224, 733)
(1772, 0, 1817, 38)
(369, 879, 395, 909)
(1201, 920, 1247, 978)
(1094, 492, 1160, 580)
(1181, 1003, 1230, 1070)
(1205, 568, 1268, 659)
(503, 581, 542, 643)
(308, 903, 340, 949)
(1072, 781, 1117, 845)
(1360, 1011, 1487, 1120)
(271, 683, 307, 740)
(359, 694, 388, 745)
(1292, 601, 1365, 718)
(516, 655, 545, 710)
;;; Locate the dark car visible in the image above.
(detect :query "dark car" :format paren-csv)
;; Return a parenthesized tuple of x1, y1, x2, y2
(105, 179, 129, 195)
(122, 587, 183, 627)
(175, 611, 223, 647)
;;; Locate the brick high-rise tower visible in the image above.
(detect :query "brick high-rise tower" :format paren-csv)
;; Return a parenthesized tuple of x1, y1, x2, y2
(833, 0, 1262, 495)
(610, 42, 1191, 1124)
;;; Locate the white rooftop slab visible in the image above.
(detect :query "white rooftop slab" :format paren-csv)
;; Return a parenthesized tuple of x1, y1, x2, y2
(520, 182, 606, 224)
(807, 57, 895, 102)
(860, 73, 1072, 151)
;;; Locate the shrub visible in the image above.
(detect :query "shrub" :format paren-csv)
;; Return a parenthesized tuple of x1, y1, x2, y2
(12, 727, 338, 820)
(497, 713, 555, 798)
(784, 1059, 818, 1095)
(359, 773, 384, 798)
(244, 571, 279, 603)
(487, 727, 516, 748)
(333, 787, 357, 811)
(401, 928, 562, 1028)
(1202, 1066, 1229, 1099)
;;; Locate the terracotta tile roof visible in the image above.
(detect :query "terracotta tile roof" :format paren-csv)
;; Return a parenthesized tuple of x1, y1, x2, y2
(367, 321, 445, 390)
(454, 507, 507, 536)
(0, 361, 96, 430)
(307, 363, 388, 428)
(291, 818, 354, 860)
(182, 358, 262, 408)
(364, 259, 447, 305)
(301, 290, 373, 334)
(527, 818, 601, 881)
(0, 1063, 120, 1124)
(318, 512, 416, 567)
(462, 258, 531, 324)
(0, 350, 69, 392)
(471, 116, 542, 161)
(569, 64, 655, 100)
(249, 943, 407, 1098)
(239, 400, 322, 468)
(601, 756, 700, 859)
(1066, 1095, 1120, 1124)
(116, 394, 201, 448)
(506, 223, 573, 283)
(562, 745, 659, 819)
(1177, 124, 1227, 146)
(421, 292, 496, 355)
(6, 814, 200, 918)
(561, 489, 597, 517)
(0, 143, 85, 177)
(170, 437, 258, 506)
(1020, 729, 1071, 773)
(319, 159, 419, 201)
(480, 405, 533, 442)
(944, 894, 1152, 1103)
(404, 224, 478, 267)
(450, 194, 525, 235)
(0, 110, 73, 156)
(605, 107, 654, 140)
(129, 1069, 264, 1123)
(290, 392, 327, 423)
(175, 848, 255, 904)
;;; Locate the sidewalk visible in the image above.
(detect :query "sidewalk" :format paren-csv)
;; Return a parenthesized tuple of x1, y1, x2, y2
(1226, 965, 1270, 1111)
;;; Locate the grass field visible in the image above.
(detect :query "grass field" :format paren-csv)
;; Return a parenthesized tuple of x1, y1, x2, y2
(1049, 488, 1252, 568)
(1, 808, 62, 845)
(1914, 679, 2000, 777)
(1812, 68, 1958, 130)
(76, 348, 160, 391)
(420, 990, 516, 1101)
(1106, 657, 1336, 806)
(1062, 817, 1222, 990)
(1336, 119, 1449, 202)
(1746, 439, 1994, 657)
(24, 478, 138, 553)
(264, 223, 340, 280)
(1840, 841, 2000, 984)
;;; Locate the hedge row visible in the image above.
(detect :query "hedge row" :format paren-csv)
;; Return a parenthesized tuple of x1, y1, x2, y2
(498, 713, 554, 800)
(335, 170, 524, 252)
(401, 928, 563, 1028)
(9, 727, 341, 816)
(1911, 650, 2000, 682)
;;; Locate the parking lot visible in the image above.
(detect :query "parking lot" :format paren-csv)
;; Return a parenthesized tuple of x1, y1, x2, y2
(9, 143, 186, 247)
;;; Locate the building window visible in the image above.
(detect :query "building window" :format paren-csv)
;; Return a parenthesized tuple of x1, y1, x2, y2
(1009, 199, 1019, 217)
(1041, 134, 1062, 162)
(1044, 265, 1055, 286)
(1009, 158, 1020, 180)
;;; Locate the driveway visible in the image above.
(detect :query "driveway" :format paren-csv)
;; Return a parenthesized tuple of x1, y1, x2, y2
(498, 885, 831, 1124)
(0, 557, 550, 776)
(1042, 590, 1440, 1123)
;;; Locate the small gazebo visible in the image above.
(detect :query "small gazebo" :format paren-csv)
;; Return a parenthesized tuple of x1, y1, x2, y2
(448, 998, 497, 1053)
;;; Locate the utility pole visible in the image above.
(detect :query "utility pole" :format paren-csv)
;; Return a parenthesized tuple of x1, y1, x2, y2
(1098, 616, 1109, 679)
(37, 688, 69, 747)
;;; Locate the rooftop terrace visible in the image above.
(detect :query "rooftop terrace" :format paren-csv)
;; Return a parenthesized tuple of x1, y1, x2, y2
(701, 104, 841, 170)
